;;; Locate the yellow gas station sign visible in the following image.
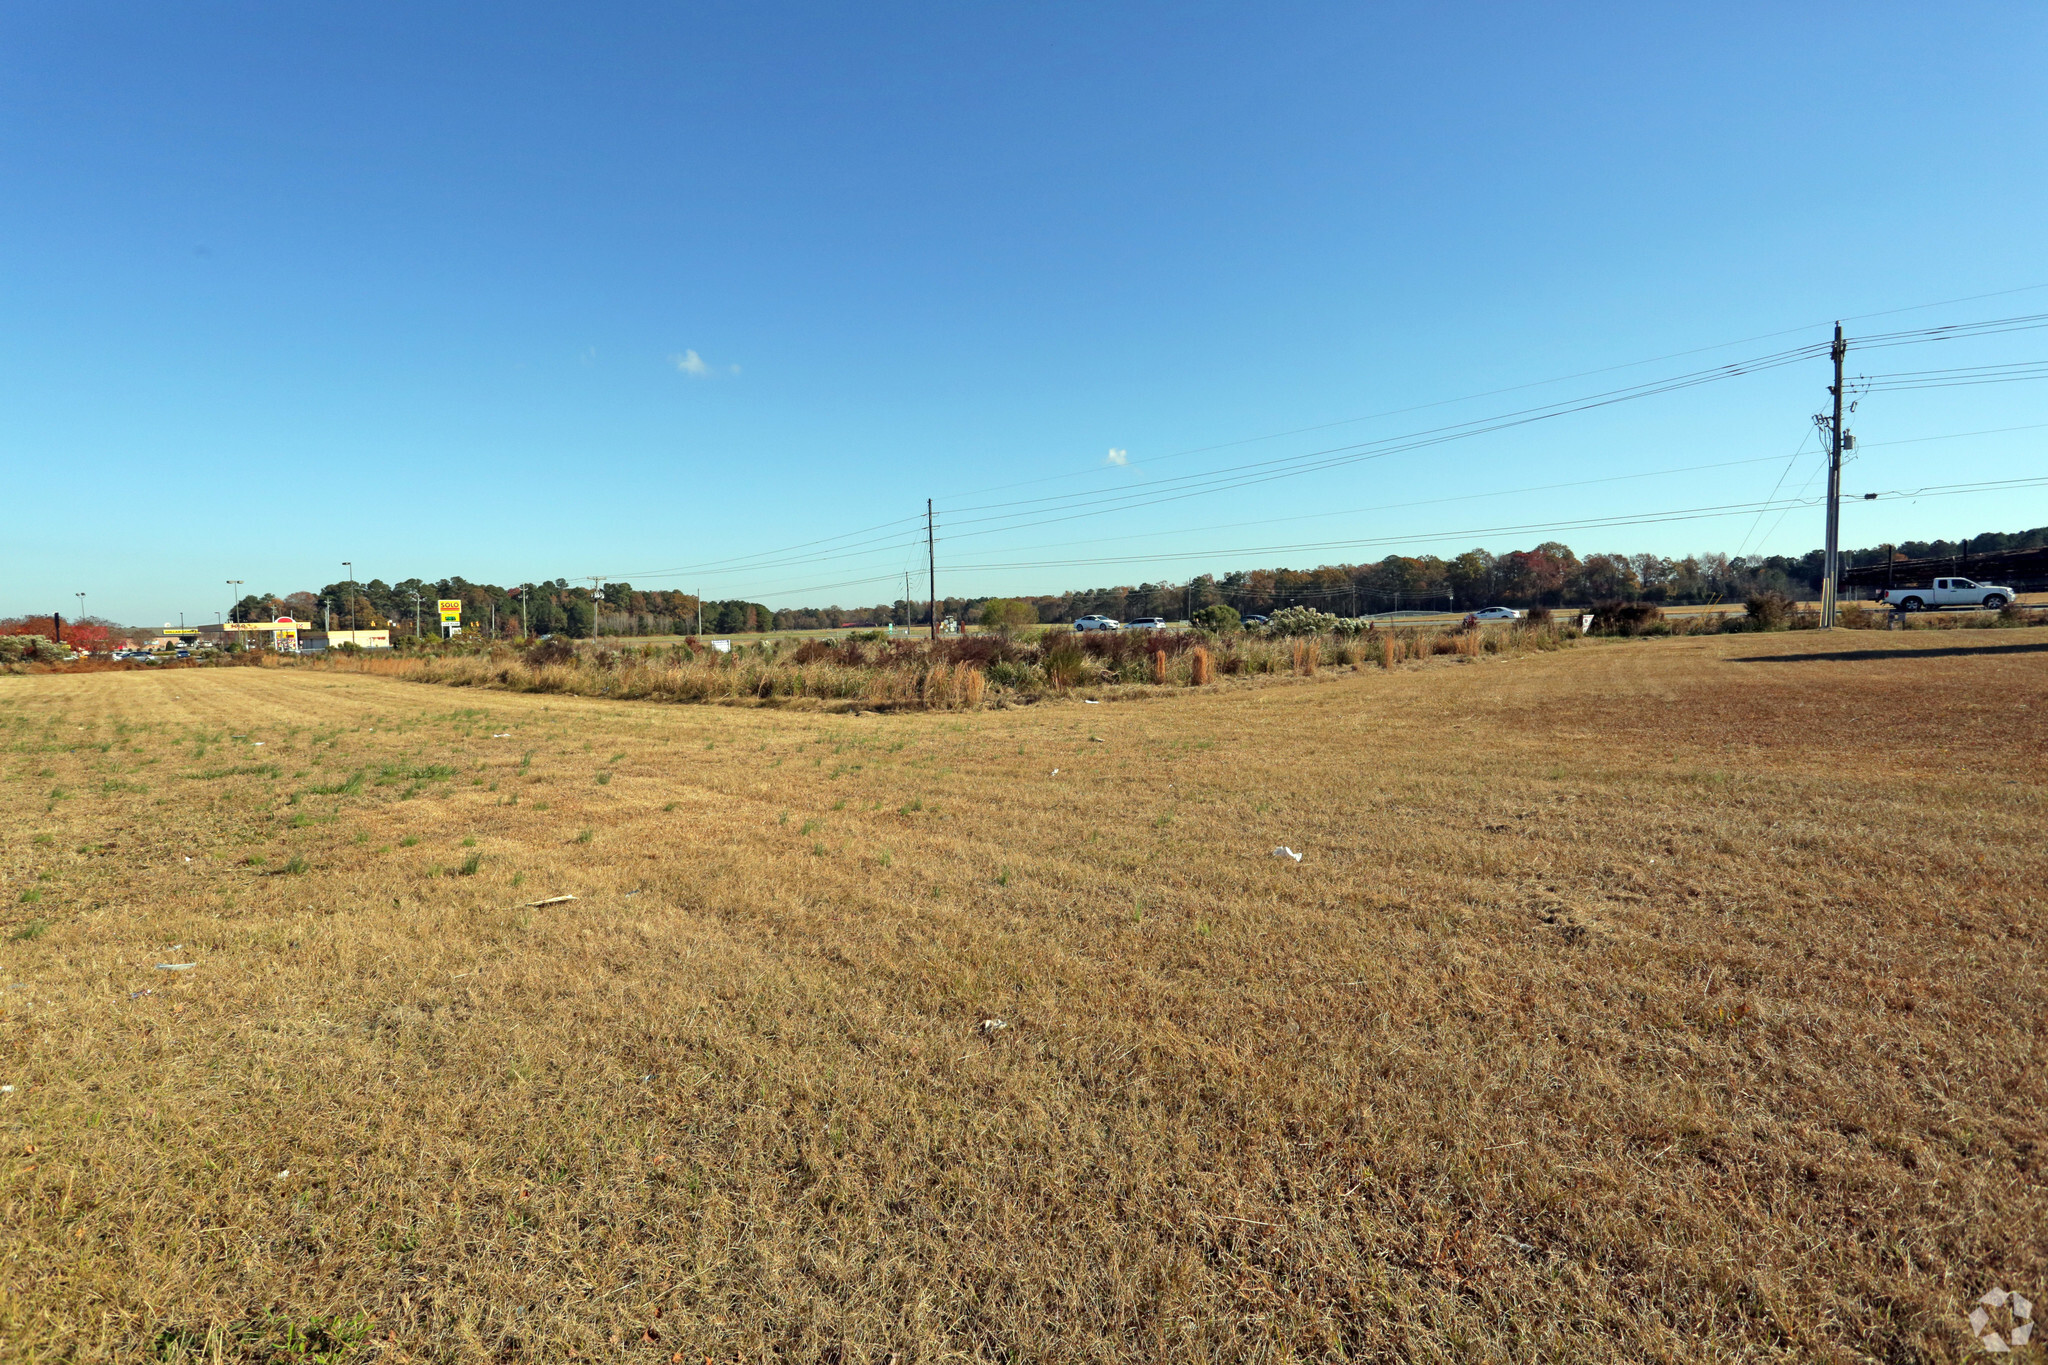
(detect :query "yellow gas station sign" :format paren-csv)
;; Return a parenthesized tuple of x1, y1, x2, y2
(438, 600, 463, 624)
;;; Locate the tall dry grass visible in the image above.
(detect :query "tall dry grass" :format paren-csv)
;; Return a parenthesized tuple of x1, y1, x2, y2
(312, 627, 1572, 711)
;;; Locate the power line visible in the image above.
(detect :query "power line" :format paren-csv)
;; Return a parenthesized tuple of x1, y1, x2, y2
(940, 476, 2048, 578)
(1734, 429, 1816, 563)
(931, 284, 2048, 505)
(1851, 359, 2048, 392)
(620, 415, 2048, 605)
(939, 340, 1830, 523)
(581, 300, 2048, 596)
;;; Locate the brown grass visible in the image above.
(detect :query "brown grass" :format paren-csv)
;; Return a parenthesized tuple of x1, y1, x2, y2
(2, 629, 2044, 1361)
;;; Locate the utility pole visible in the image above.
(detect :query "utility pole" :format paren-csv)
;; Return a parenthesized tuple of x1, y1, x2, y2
(1821, 323, 1845, 628)
(926, 498, 938, 640)
(409, 591, 422, 637)
(342, 563, 354, 629)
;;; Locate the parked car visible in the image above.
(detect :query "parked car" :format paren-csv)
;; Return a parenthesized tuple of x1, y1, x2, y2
(1464, 606, 1522, 623)
(1073, 615, 1121, 631)
(1241, 614, 1269, 626)
(1127, 617, 1167, 630)
(1875, 578, 2014, 612)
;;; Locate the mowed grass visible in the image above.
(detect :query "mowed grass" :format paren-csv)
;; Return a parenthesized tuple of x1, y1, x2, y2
(1, 632, 2044, 1363)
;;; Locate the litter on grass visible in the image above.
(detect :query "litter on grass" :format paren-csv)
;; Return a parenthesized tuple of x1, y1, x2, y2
(492, 733, 511, 738)
(1271, 847, 1303, 862)
(979, 1019, 1008, 1034)
(1, 1085, 14, 1094)
(155, 963, 196, 971)
(526, 894, 577, 907)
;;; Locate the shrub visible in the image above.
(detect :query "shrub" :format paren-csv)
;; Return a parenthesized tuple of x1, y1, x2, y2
(525, 637, 578, 667)
(1590, 601, 1664, 637)
(1291, 639, 1321, 675)
(979, 599, 1038, 634)
(1150, 649, 1169, 685)
(0, 635, 67, 664)
(1266, 606, 1340, 636)
(984, 660, 1039, 690)
(1193, 603, 1241, 633)
(1190, 646, 1213, 685)
(1744, 592, 1795, 630)
(1524, 605, 1553, 627)
(1989, 603, 2046, 628)
(1042, 639, 1087, 689)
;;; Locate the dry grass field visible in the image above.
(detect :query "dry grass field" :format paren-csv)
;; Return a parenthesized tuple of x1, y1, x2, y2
(3, 629, 2044, 1363)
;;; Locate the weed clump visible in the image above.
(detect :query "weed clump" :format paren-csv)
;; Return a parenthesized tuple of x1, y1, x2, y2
(1590, 600, 1666, 636)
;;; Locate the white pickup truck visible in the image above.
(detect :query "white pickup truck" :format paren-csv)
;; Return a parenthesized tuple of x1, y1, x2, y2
(1874, 577, 2015, 612)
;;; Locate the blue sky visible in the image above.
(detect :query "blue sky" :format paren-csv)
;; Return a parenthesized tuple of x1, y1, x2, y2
(4, 2, 2045, 624)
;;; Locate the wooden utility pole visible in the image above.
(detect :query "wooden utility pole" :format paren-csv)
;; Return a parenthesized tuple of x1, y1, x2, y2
(927, 499, 938, 640)
(1821, 323, 1845, 627)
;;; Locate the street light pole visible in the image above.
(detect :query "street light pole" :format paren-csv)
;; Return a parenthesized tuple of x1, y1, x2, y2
(342, 562, 354, 630)
(225, 580, 243, 640)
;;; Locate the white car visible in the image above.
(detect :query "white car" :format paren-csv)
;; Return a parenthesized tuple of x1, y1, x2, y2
(1073, 615, 1121, 632)
(1465, 606, 1522, 622)
(1127, 617, 1167, 630)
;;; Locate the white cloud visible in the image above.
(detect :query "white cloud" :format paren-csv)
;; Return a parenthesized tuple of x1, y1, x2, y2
(1105, 448, 1128, 466)
(671, 349, 711, 377)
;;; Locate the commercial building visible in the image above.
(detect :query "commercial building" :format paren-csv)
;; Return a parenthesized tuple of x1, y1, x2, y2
(299, 630, 391, 650)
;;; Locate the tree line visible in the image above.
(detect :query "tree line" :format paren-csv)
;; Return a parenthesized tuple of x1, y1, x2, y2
(193, 523, 2044, 639)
